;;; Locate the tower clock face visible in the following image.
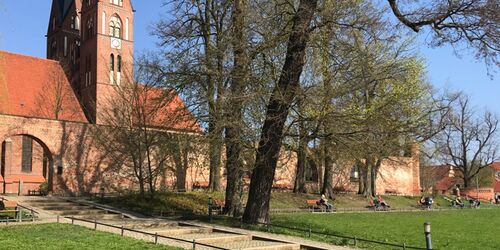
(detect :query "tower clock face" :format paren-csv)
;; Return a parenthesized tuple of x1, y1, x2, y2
(111, 38, 121, 49)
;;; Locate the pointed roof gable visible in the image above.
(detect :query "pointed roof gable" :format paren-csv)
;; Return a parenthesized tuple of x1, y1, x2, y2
(0, 51, 88, 123)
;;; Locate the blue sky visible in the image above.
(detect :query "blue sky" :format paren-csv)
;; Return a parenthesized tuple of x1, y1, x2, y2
(0, 1, 498, 114)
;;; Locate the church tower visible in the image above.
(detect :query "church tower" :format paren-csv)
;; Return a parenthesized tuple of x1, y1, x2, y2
(47, 0, 134, 124)
(79, 0, 134, 124)
(46, 0, 82, 81)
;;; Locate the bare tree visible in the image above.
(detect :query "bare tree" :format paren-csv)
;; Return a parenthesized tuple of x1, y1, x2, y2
(434, 94, 499, 187)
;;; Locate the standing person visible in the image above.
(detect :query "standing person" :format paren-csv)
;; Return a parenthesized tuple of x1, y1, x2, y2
(320, 193, 333, 212)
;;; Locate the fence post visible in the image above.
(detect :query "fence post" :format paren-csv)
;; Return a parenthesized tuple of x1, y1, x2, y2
(121, 225, 124, 236)
(71, 217, 74, 225)
(403, 243, 406, 250)
(57, 215, 60, 223)
(424, 222, 432, 250)
(308, 228, 311, 237)
(354, 236, 357, 246)
(208, 197, 213, 223)
(94, 219, 97, 230)
(154, 233, 158, 244)
(19, 208, 22, 222)
(31, 209, 34, 222)
(192, 239, 196, 250)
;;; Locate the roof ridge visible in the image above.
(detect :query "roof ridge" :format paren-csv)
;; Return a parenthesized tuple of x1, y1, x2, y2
(0, 50, 60, 64)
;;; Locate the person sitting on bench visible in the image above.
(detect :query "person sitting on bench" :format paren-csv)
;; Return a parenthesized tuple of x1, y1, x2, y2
(319, 193, 333, 211)
(377, 195, 388, 207)
(453, 197, 465, 208)
(466, 196, 481, 208)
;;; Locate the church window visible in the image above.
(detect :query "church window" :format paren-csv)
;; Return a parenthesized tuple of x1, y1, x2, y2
(110, 54, 115, 71)
(75, 16, 80, 30)
(86, 18, 94, 40)
(125, 18, 129, 40)
(102, 12, 106, 34)
(64, 36, 68, 57)
(21, 136, 33, 173)
(117, 55, 122, 72)
(109, 16, 122, 38)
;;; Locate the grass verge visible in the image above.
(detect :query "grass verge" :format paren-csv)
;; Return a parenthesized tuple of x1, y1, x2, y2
(0, 223, 181, 249)
(269, 209, 500, 250)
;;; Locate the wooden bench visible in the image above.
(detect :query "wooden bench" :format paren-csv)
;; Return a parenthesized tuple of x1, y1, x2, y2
(0, 200, 19, 219)
(28, 189, 44, 196)
(307, 200, 324, 212)
(210, 199, 225, 214)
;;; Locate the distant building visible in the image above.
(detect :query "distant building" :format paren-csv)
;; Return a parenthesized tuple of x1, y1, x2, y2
(423, 162, 500, 200)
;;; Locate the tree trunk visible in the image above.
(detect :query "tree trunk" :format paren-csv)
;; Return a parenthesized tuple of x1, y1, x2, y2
(224, 0, 247, 217)
(202, 0, 222, 192)
(370, 159, 381, 196)
(321, 143, 334, 198)
(242, 0, 318, 224)
(363, 161, 372, 197)
(293, 100, 307, 193)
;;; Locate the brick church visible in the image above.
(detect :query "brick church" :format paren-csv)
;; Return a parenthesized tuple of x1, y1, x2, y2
(0, 0, 421, 196)
(0, 0, 202, 195)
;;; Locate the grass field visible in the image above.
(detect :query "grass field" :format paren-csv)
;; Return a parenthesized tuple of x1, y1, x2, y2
(0, 223, 180, 250)
(269, 209, 500, 250)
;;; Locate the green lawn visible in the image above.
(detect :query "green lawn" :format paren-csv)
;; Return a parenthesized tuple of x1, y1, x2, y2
(0, 223, 180, 250)
(269, 209, 500, 250)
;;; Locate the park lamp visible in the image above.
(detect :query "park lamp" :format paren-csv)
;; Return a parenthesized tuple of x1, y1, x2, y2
(424, 222, 431, 234)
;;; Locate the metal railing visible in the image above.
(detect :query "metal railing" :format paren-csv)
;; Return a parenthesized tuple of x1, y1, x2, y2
(66, 216, 230, 250)
(250, 221, 428, 250)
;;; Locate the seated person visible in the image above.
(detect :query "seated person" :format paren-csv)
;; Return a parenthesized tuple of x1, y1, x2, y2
(377, 195, 388, 207)
(319, 193, 333, 211)
(419, 196, 433, 206)
(454, 197, 465, 208)
(468, 198, 481, 208)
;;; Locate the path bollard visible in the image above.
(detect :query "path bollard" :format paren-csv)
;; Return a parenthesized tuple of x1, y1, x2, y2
(192, 239, 196, 250)
(154, 233, 158, 244)
(424, 222, 432, 250)
(71, 217, 74, 224)
(121, 225, 124, 236)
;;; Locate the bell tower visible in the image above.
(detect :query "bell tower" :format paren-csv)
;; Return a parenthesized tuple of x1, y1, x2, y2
(79, 0, 134, 124)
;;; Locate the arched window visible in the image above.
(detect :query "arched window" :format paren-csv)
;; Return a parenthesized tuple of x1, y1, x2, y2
(117, 55, 122, 72)
(75, 16, 80, 30)
(86, 18, 94, 40)
(110, 54, 115, 71)
(109, 16, 122, 38)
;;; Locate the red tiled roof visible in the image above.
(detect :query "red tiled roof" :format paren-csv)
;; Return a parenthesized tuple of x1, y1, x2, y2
(495, 181, 500, 193)
(491, 162, 500, 171)
(0, 51, 87, 122)
(435, 176, 461, 191)
(136, 86, 201, 132)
